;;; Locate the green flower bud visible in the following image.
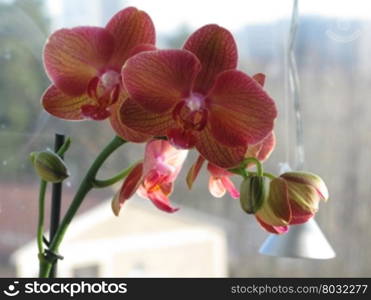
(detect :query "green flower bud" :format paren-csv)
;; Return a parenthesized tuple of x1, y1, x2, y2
(239, 175, 266, 214)
(30, 151, 69, 183)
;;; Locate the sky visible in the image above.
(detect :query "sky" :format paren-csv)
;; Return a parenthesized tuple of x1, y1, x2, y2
(47, 0, 371, 33)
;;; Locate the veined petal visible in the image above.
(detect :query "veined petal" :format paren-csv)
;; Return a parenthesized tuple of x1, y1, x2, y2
(183, 24, 237, 94)
(119, 162, 143, 201)
(207, 163, 233, 177)
(208, 70, 277, 147)
(109, 99, 152, 142)
(209, 176, 226, 198)
(245, 132, 276, 164)
(196, 124, 247, 168)
(119, 97, 175, 136)
(122, 49, 201, 113)
(256, 177, 292, 226)
(42, 85, 94, 120)
(147, 189, 179, 213)
(289, 200, 315, 225)
(256, 216, 289, 234)
(43, 26, 114, 96)
(186, 155, 205, 189)
(105, 7, 155, 68)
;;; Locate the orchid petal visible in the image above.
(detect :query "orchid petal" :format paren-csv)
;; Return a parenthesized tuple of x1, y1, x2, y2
(195, 124, 247, 168)
(119, 162, 143, 201)
(109, 99, 151, 143)
(221, 177, 240, 199)
(42, 85, 94, 120)
(186, 155, 205, 189)
(252, 73, 266, 86)
(105, 7, 155, 68)
(208, 70, 277, 147)
(147, 189, 179, 213)
(256, 216, 289, 234)
(183, 24, 237, 94)
(119, 97, 175, 136)
(122, 49, 201, 113)
(43, 26, 114, 96)
(209, 176, 226, 198)
(245, 132, 276, 164)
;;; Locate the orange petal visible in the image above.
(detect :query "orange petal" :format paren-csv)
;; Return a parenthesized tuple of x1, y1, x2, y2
(109, 99, 152, 143)
(184, 24, 237, 94)
(195, 124, 247, 168)
(43, 26, 114, 96)
(209, 176, 226, 198)
(208, 70, 277, 147)
(42, 85, 94, 120)
(256, 177, 292, 226)
(122, 49, 201, 113)
(105, 7, 155, 68)
(119, 98, 175, 136)
(119, 162, 143, 201)
(186, 155, 205, 189)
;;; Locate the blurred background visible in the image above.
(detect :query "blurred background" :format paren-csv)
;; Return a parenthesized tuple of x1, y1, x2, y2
(1, 0, 371, 277)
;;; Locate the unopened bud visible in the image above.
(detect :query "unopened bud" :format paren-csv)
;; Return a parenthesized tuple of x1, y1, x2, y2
(30, 151, 69, 183)
(239, 176, 266, 214)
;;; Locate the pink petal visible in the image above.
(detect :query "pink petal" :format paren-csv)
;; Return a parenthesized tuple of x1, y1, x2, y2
(183, 24, 237, 94)
(256, 216, 289, 234)
(42, 85, 95, 120)
(122, 49, 201, 113)
(208, 70, 277, 147)
(109, 99, 152, 143)
(209, 176, 226, 198)
(43, 26, 114, 96)
(207, 163, 233, 177)
(220, 177, 240, 199)
(186, 155, 206, 189)
(147, 190, 179, 213)
(105, 7, 155, 69)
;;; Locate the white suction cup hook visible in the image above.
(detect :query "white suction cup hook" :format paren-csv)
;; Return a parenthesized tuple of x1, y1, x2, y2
(259, 218, 336, 259)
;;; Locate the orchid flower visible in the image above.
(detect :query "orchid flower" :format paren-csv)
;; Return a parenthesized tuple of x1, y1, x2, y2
(118, 25, 277, 168)
(255, 172, 329, 234)
(112, 139, 188, 215)
(42, 7, 156, 142)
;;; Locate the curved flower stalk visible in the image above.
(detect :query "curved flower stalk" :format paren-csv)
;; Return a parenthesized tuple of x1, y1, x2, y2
(112, 139, 188, 215)
(255, 172, 329, 234)
(119, 25, 277, 168)
(42, 7, 155, 142)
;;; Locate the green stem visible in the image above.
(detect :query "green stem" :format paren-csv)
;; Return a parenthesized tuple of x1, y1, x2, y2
(92, 161, 138, 188)
(243, 157, 263, 176)
(37, 180, 47, 255)
(39, 136, 126, 278)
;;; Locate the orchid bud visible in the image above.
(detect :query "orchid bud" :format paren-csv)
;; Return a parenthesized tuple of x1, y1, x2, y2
(239, 176, 266, 214)
(280, 171, 329, 215)
(30, 151, 69, 183)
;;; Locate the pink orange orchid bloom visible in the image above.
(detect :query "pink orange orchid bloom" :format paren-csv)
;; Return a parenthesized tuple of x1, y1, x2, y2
(112, 139, 188, 215)
(255, 172, 329, 234)
(41, 7, 155, 142)
(119, 25, 277, 168)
